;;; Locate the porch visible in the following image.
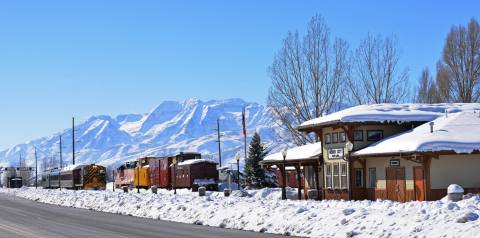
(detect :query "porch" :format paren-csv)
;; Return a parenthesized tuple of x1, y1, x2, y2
(261, 143, 323, 200)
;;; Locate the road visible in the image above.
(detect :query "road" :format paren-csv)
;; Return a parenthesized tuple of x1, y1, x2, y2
(0, 193, 285, 238)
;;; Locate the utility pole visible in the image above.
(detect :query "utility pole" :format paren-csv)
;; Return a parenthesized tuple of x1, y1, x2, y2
(59, 135, 63, 190)
(72, 117, 75, 165)
(17, 153, 21, 179)
(42, 153, 47, 172)
(35, 147, 38, 189)
(112, 169, 115, 192)
(215, 118, 222, 167)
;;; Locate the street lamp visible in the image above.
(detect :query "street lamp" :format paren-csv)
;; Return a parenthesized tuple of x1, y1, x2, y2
(281, 146, 288, 200)
(34, 147, 38, 189)
(235, 153, 241, 190)
(137, 161, 140, 194)
(173, 156, 178, 195)
(112, 169, 115, 192)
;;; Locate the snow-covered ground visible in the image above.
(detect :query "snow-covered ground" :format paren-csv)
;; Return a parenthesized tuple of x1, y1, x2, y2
(1, 188, 479, 238)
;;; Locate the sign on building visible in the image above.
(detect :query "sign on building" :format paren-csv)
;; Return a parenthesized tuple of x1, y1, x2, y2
(328, 148, 344, 160)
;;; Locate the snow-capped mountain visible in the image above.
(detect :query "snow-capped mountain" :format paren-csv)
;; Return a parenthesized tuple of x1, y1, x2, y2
(0, 98, 288, 170)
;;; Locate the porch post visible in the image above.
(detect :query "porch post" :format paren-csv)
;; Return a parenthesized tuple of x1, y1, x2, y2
(295, 165, 302, 200)
(423, 155, 432, 201)
(313, 163, 321, 200)
(360, 159, 367, 200)
(348, 159, 353, 200)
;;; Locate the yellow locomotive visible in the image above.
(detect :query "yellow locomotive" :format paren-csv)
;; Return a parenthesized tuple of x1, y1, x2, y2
(133, 157, 152, 189)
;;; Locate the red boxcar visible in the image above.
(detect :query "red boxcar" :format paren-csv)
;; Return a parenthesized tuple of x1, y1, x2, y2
(172, 159, 219, 191)
(149, 156, 174, 189)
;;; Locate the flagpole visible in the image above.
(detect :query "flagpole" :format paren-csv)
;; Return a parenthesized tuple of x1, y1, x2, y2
(242, 107, 247, 165)
(244, 133, 247, 162)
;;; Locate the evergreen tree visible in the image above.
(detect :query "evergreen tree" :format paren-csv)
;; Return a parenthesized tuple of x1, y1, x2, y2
(243, 132, 277, 189)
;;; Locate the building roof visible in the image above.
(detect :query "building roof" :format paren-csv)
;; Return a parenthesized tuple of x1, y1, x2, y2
(299, 103, 480, 130)
(353, 111, 480, 156)
(262, 142, 322, 164)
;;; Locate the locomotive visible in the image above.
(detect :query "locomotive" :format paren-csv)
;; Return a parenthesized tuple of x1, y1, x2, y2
(42, 164, 107, 190)
(114, 160, 137, 189)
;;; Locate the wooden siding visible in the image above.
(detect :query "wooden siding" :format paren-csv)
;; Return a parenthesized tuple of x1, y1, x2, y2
(324, 189, 349, 200)
(366, 188, 387, 200)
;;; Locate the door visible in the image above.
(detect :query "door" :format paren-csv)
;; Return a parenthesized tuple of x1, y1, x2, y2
(386, 167, 406, 202)
(413, 166, 425, 201)
(353, 168, 366, 200)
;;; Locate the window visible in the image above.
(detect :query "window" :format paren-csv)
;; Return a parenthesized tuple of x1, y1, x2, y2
(324, 133, 331, 144)
(353, 130, 363, 141)
(332, 133, 339, 143)
(61, 174, 73, 180)
(368, 168, 377, 188)
(339, 132, 346, 142)
(355, 169, 363, 187)
(367, 130, 383, 141)
(325, 164, 332, 189)
(390, 159, 400, 167)
(341, 163, 348, 189)
(333, 164, 340, 189)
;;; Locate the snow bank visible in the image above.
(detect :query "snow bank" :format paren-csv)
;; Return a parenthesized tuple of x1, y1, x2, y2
(1, 188, 479, 238)
(448, 184, 465, 194)
(193, 178, 216, 186)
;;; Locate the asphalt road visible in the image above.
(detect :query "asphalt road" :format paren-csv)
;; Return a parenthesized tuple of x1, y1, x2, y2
(0, 193, 285, 238)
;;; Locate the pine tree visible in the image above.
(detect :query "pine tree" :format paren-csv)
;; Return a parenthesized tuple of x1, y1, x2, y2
(243, 132, 277, 189)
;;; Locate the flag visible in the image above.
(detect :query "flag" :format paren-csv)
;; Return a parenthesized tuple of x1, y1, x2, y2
(242, 107, 247, 138)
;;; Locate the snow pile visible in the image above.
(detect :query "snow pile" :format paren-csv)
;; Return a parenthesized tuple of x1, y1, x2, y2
(300, 103, 480, 128)
(448, 184, 465, 194)
(354, 111, 480, 155)
(193, 178, 216, 186)
(263, 142, 322, 162)
(2, 188, 480, 238)
(178, 158, 217, 166)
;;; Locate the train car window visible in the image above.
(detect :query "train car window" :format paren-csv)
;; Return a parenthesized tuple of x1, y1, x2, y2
(61, 174, 73, 180)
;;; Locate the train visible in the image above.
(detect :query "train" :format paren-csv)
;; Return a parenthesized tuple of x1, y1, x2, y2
(114, 153, 219, 191)
(114, 160, 137, 188)
(1, 167, 33, 188)
(42, 164, 107, 190)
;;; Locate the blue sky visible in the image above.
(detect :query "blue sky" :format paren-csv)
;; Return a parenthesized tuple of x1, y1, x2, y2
(0, 1, 478, 149)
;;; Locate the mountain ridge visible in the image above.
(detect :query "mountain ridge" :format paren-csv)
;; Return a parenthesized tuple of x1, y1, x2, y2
(0, 98, 288, 170)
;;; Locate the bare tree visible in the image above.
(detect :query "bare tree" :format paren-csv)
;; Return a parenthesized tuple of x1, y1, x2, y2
(415, 68, 437, 103)
(441, 18, 480, 102)
(267, 15, 350, 145)
(348, 34, 409, 105)
(433, 62, 452, 103)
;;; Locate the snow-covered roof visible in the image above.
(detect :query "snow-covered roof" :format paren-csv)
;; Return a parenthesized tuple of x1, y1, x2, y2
(299, 103, 480, 129)
(61, 164, 88, 172)
(177, 158, 217, 166)
(353, 111, 480, 156)
(262, 142, 322, 163)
